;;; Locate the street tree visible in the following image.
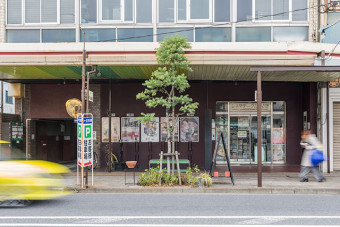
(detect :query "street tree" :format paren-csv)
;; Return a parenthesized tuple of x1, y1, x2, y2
(136, 35, 198, 176)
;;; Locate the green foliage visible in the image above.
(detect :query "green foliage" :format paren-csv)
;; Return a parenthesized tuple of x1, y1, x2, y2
(186, 165, 200, 186)
(137, 165, 179, 186)
(136, 35, 199, 133)
(199, 172, 213, 187)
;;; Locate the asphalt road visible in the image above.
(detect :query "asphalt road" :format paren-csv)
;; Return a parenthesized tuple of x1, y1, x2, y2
(1, 193, 340, 226)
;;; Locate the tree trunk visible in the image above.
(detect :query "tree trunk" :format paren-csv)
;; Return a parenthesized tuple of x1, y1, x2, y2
(166, 110, 171, 175)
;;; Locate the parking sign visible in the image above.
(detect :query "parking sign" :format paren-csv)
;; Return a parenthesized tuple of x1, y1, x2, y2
(77, 114, 93, 167)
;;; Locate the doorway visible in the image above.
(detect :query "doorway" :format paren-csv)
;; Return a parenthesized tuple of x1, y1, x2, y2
(35, 120, 77, 162)
(229, 115, 271, 164)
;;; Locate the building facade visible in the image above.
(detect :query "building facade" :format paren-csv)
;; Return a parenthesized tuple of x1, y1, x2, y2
(0, 0, 339, 172)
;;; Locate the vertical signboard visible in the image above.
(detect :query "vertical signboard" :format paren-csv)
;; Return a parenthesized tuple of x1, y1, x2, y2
(77, 116, 82, 166)
(77, 114, 93, 167)
(83, 117, 93, 166)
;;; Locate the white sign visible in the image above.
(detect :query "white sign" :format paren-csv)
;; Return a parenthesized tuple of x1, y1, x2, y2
(77, 115, 93, 167)
(89, 90, 93, 102)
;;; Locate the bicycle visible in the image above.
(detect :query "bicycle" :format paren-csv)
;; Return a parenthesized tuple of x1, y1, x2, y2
(104, 144, 119, 171)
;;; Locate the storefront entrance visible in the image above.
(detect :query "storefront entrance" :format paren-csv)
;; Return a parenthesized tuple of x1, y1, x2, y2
(229, 115, 271, 163)
(216, 101, 286, 165)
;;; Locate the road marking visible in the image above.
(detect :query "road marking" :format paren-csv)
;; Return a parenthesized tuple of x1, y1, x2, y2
(0, 224, 334, 227)
(0, 216, 340, 219)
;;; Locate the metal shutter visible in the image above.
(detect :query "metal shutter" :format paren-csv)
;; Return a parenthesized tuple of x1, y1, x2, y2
(333, 102, 340, 170)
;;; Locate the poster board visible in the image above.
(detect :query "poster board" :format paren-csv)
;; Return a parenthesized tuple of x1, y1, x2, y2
(141, 118, 160, 142)
(180, 117, 199, 142)
(210, 133, 234, 185)
(121, 117, 140, 142)
(160, 117, 179, 142)
(101, 117, 120, 142)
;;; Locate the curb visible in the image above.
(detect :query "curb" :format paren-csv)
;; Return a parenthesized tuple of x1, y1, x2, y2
(68, 186, 340, 195)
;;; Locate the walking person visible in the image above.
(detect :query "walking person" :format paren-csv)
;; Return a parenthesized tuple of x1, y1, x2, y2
(299, 130, 326, 182)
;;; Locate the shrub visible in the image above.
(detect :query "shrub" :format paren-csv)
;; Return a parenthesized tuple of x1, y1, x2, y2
(199, 172, 213, 187)
(138, 166, 179, 186)
(186, 165, 200, 186)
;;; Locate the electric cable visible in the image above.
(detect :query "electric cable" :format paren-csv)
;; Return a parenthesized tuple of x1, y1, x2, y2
(78, 1, 339, 42)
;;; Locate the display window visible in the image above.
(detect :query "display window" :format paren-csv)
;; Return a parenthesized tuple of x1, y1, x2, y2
(215, 101, 286, 164)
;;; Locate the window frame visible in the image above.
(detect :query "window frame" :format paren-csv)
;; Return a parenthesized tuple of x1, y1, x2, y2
(212, 0, 231, 23)
(188, 0, 212, 22)
(6, 0, 73, 25)
(157, 0, 176, 24)
(99, 0, 124, 23)
(252, 0, 308, 23)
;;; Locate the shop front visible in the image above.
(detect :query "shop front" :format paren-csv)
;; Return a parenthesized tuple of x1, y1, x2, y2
(215, 101, 286, 165)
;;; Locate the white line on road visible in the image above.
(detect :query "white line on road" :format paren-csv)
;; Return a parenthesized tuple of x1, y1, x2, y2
(0, 216, 340, 219)
(0, 224, 336, 227)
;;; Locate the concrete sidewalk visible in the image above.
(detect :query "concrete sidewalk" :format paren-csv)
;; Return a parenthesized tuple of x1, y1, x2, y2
(64, 171, 340, 194)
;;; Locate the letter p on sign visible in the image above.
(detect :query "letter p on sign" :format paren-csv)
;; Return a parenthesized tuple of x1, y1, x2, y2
(84, 125, 92, 139)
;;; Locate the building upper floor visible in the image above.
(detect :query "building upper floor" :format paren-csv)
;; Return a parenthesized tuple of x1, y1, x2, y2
(0, 0, 319, 43)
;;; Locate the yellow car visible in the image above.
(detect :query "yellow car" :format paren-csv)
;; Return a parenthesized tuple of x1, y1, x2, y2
(0, 160, 72, 207)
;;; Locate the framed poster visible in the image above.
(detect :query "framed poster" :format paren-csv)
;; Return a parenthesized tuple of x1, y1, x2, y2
(141, 118, 159, 142)
(121, 117, 140, 142)
(272, 128, 285, 144)
(180, 117, 199, 142)
(101, 117, 120, 142)
(161, 117, 179, 142)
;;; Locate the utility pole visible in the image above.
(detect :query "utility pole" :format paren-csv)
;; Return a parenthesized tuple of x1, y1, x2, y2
(257, 71, 262, 187)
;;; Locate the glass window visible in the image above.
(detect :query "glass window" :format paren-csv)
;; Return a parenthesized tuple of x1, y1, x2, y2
(81, 0, 97, 23)
(190, 0, 209, 20)
(272, 114, 285, 162)
(273, 0, 289, 20)
(214, 0, 230, 22)
(6, 30, 40, 43)
(216, 101, 228, 113)
(237, 0, 252, 22)
(102, 0, 121, 20)
(5, 91, 13, 104)
(61, 0, 75, 24)
(178, 0, 187, 20)
(80, 29, 116, 42)
(136, 0, 152, 23)
(273, 101, 285, 111)
(236, 27, 271, 42)
(7, 0, 22, 24)
(159, 0, 174, 23)
(117, 28, 153, 42)
(195, 27, 231, 42)
(157, 28, 193, 42)
(124, 0, 134, 21)
(42, 29, 76, 42)
(292, 0, 308, 21)
(25, 0, 40, 23)
(273, 26, 308, 42)
(41, 0, 57, 23)
(255, 0, 271, 20)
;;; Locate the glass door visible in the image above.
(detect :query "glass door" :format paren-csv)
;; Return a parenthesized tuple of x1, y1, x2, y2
(250, 116, 271, 163)
(229, 116, 251, 163)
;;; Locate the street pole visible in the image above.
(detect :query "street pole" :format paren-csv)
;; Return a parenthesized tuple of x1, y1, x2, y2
(257, 71, 262, 187)
(108, 78, 112, 172)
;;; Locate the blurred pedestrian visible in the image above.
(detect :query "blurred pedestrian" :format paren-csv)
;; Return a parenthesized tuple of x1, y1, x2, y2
(299, 130, 326, 182)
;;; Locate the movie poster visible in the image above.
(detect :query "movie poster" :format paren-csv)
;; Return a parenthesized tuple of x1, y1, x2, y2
(121, 117, 140, 142)
(160, 117, 179, 142)
(101, 117, 120, 142)
(141, 118, 160, 142)
(273, 128, 285, 144)
(180, 117, 199, 142)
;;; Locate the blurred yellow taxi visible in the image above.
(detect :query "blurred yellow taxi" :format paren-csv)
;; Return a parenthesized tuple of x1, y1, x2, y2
(0, 160, 72, 205)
